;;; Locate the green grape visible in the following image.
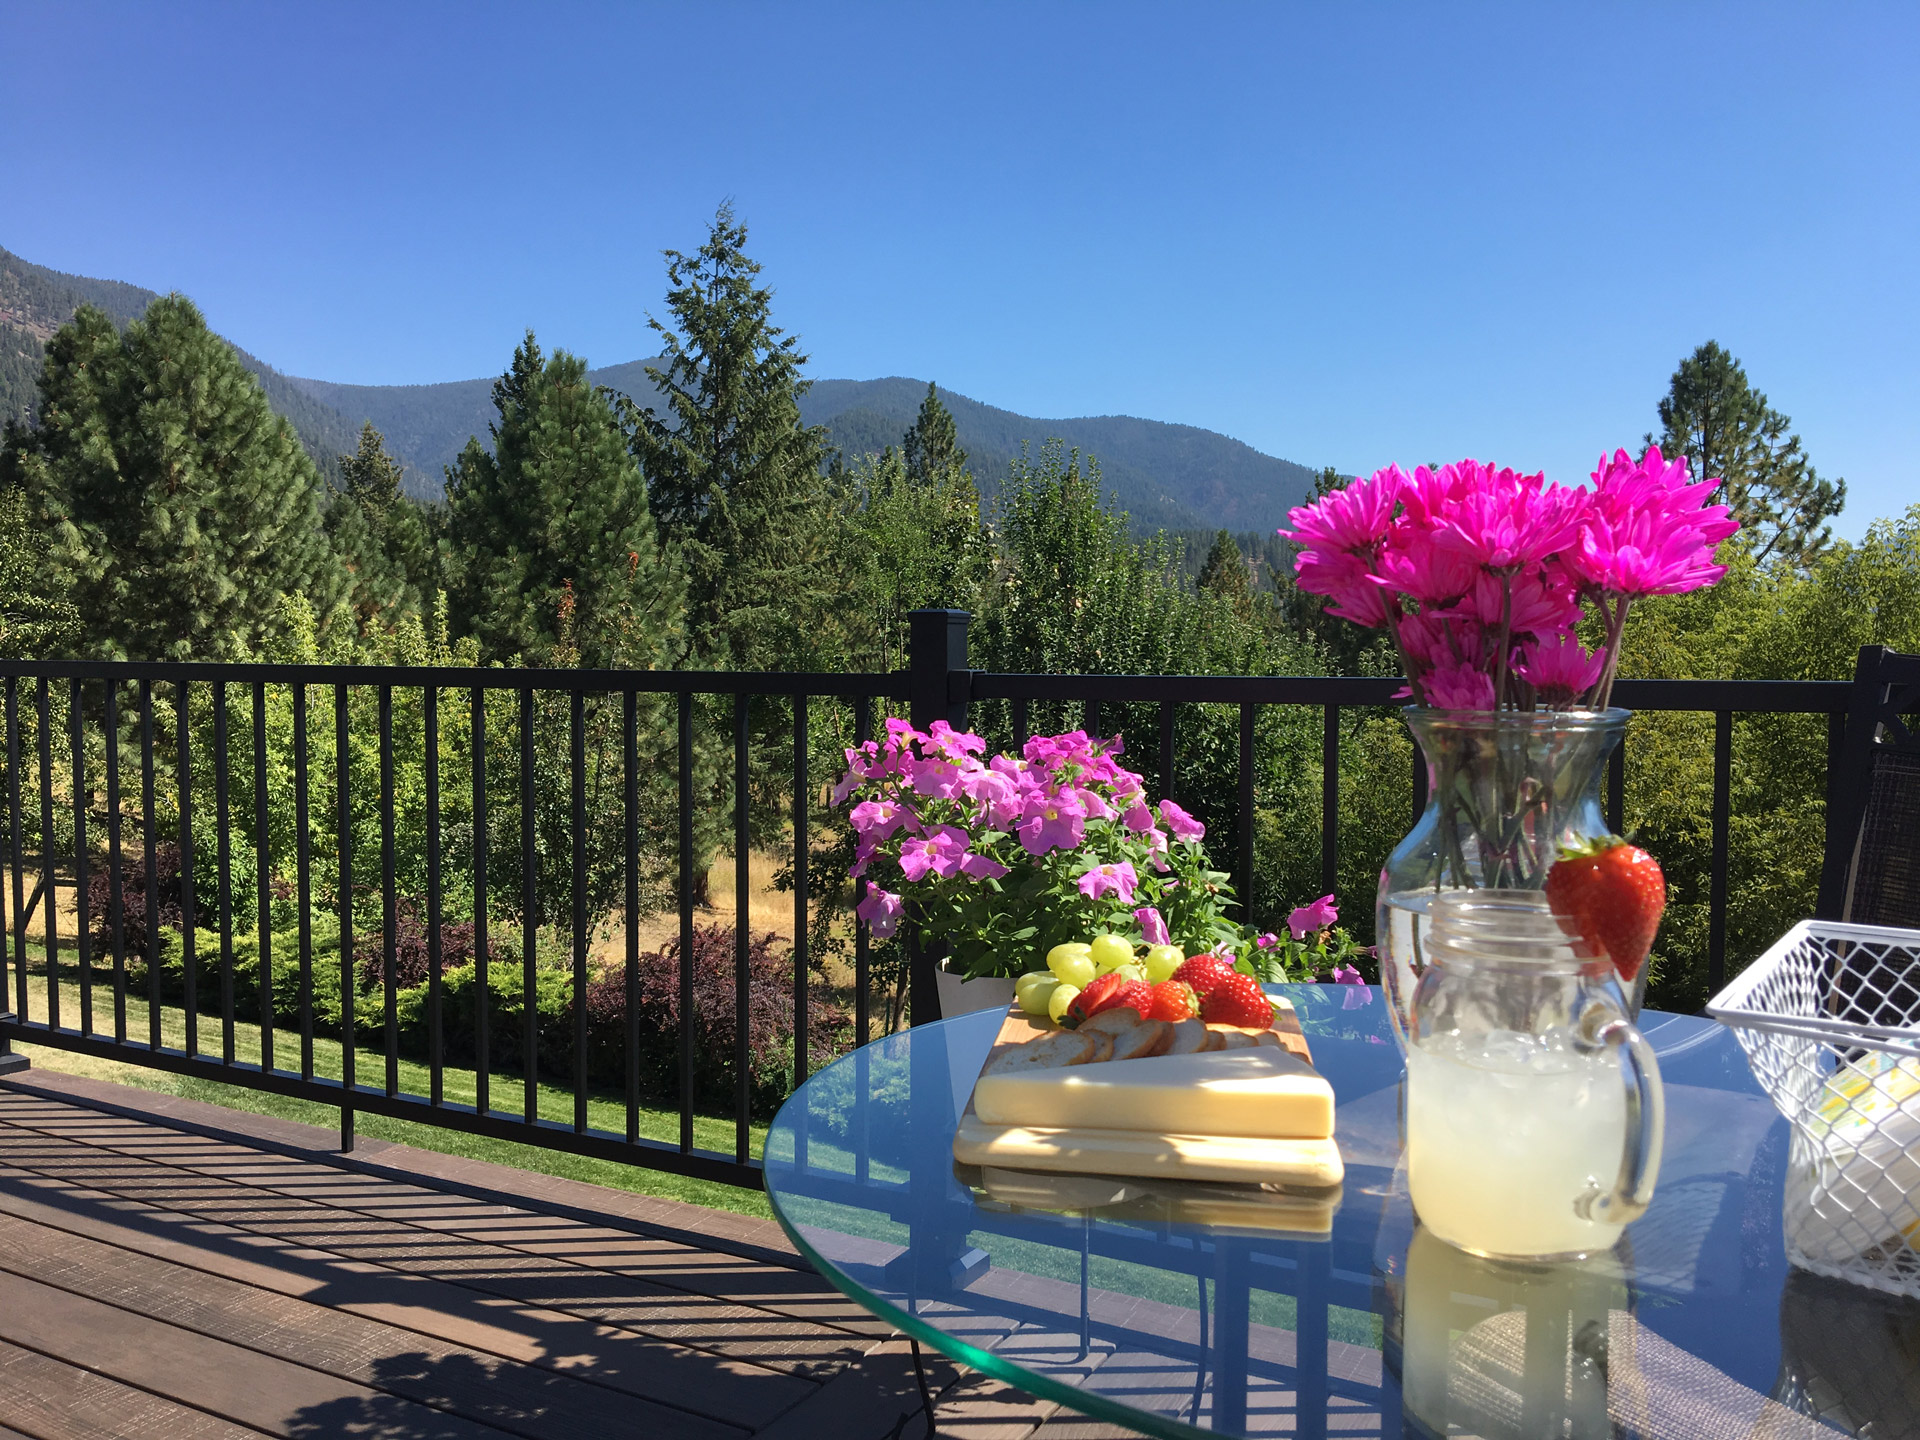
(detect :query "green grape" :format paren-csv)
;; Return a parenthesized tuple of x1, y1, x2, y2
(1047, 983, 1081, 1024)
(1089, 933, 1134, 972)
(1143, 944, 1184, 983)
(1047, 945, 1096, 988)
(1015, 972, 1059, 1015)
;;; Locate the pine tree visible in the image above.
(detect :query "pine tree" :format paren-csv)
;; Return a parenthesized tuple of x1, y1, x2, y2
(1197, 529, 1256, 623)
(7, 297, 347, 660)
(1652, 341, 1846, 568)
(626, 204, 832, 669)
(445, 332, 682, 670)
(326, 422, 431, 623)
(901, 382, 966, 484)
(0, 486, 79, 657)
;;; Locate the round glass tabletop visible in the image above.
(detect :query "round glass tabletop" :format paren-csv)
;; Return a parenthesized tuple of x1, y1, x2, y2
(763, 985, 1920, 1438)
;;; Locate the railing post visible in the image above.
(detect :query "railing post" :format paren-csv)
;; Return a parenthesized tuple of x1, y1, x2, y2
(907, 610, 970, 1026)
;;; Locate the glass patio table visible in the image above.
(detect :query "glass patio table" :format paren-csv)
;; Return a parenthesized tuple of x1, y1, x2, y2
(763, 985, 1920, 1438)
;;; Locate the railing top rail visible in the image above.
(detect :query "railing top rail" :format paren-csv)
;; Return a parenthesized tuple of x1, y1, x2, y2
(0, 658, 909, 699)
(968, 671, 1851, 714)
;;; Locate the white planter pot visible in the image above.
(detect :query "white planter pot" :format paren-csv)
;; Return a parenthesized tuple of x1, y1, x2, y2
(933, 967, 1016, 1019)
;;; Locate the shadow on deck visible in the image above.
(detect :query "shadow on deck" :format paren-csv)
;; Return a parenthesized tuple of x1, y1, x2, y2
(0, 1070, 1128, 1439)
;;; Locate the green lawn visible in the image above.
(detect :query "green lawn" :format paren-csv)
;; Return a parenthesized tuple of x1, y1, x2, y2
(7, 949, 775, 1220)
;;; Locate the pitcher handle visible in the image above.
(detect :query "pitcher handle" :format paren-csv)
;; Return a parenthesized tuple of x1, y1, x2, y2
(1575, 1011, 1665, 1227)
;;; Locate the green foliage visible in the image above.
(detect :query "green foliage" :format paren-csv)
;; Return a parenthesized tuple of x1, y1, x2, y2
(7, 298, 348, 660)
(327, 422, 436, 618)
(627, 204, 833, 671)
(1653, 340, 1846, 570)
(0, 486, 80, 656)
(447, 333, 683, 671)
(1197, 530, 1256, 623)
(901, 382, 966, 484)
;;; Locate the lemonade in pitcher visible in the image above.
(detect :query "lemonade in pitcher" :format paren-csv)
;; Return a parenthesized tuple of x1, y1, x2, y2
(1404, 891, 1663, 1261)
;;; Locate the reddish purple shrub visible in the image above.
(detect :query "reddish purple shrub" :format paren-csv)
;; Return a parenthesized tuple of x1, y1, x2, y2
(86, 843, 184, 956)
(355, 897, 485, 990)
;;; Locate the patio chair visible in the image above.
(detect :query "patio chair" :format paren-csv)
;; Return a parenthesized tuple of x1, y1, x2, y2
(1815, 646, 1920, 1031)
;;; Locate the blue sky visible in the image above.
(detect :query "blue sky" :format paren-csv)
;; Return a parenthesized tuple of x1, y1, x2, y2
(4, 2, 1915, 537)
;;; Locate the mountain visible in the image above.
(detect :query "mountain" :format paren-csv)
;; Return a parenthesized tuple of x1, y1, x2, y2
(5, 244, 1321, 532)
(292, 365, 1320, 532)
(1, 245, 362, 489)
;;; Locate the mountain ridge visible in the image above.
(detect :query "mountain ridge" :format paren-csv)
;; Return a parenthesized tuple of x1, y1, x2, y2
(4, 244, 1319, 531)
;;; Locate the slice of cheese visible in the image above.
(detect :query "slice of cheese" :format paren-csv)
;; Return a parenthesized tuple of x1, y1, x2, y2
(954, 1114, 1344, 1188)
(972, 1045, 1334, 1140)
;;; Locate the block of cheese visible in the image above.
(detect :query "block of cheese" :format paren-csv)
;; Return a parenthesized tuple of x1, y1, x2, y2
(975, 1166, 1341, 1235)
(972, 1045, 1334, 1141)
(954, 1114, 1344, 1187)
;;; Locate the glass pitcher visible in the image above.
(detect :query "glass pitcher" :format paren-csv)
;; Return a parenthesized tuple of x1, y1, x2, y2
(1405, 890, 1664, 1261)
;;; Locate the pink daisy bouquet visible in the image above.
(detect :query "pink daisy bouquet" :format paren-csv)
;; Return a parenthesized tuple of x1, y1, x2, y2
(834, 719, 1255, 979)
(1281, 448, 1739, 712)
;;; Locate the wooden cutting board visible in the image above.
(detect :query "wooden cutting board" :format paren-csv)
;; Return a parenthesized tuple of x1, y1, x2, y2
(952, 998, 1344, 1188)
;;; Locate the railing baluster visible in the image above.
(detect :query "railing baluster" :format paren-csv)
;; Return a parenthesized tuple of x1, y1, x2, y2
(1321, 704, 1339, 900)
(520, 686, 537, 1126)
(1012, 697, 1029, 752)
(677, 689, 693, 1154)
(177, 681, 197, 1056)
(1085, 698, 1101, 737)
(214, 681, 235, 1064)
(1709, 710, 1733, 995)
(294, 683, 312, 1080)
(570, 689, 587, 1136)
(853, 694, 871, 1047)
(425, 685, 442, 1107)
(254, 681, 273, 1074)
(140, 682, 157, 1050)
(472, 687, 489, 1118)
(380, 684, 398, 1098)
(70, 679, 92, 1037)
(793, 695, 810, 1090)
(105, 682, 126, 1042)
(1236, 702, 1254, 919)
(1158, 701, 1175, 809)
(735, 692, 751, 1166)
(623, 689, 639, 1145)
(336, 683, 354, 1152)
(37, 678, 57, 1029)
(6, 678, 23, 1023)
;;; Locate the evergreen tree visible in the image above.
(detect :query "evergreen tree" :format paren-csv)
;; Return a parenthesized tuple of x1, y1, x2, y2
(326, 422, 433, 623)
(1197, 529, 1256, 623)
(5, 297, 346, 660)
(901, 382, 966, 484)
(446, 332, 682, 670)
(626, 204, 832, 669)
(1651, 341, 1845, 569)
(0, 487, 79, 656)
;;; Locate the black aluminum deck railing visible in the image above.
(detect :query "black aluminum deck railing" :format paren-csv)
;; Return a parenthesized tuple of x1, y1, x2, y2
(0, 609, 1853, 1189)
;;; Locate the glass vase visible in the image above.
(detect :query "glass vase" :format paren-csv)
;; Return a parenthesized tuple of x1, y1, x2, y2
(1376, 707, 1634, 1051)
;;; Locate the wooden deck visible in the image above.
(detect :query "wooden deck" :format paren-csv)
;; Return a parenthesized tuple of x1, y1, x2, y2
(0, 1068, 1133, 1440)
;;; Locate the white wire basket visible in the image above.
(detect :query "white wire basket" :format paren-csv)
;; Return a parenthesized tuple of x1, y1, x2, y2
(1708, 919, 1920, 1298)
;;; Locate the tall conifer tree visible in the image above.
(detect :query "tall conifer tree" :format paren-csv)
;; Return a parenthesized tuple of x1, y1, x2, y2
(7, 297, 345, 659)
(445, 332, 681, 669)
(627, 205, 831, 669)
(901, 382, 966, 484)
(1652, 341, 1845, 568)
(327, 421, 433, 622)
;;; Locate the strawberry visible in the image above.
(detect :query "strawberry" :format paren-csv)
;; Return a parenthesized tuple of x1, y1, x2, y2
(1066, 972, 1125, 1024)
(1200, 972, 1275, 1028)
(1170, 953, 1236, 996)
(1094, 979, 1154, 1020)
(1146, 980, 1199, 1023)
(1544, 836, 1666, 983)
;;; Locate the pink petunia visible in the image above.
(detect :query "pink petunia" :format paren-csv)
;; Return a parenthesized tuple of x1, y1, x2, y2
(1016, 791, 1087, 856)
(1254, 932, 1280, 949)
(1077, 861, 1139, 904)
(1134, 907, 1171, 946)
(1122, 801, 1156, 833)
(898, 829, 968, 882)
(1158, 799, 1205, 842)
(848, 799, 909, 841)
(855, 886, 904, 939)
(1288, 894, 1339, 940)
(958, 852, 1010, 881)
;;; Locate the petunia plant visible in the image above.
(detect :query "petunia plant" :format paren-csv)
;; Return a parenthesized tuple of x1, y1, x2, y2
(835, 719, 1259, 979)
(1280, 449, 1739, 712)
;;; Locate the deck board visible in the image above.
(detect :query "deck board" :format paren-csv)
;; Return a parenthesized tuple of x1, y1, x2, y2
(0, 1076, 1066, 1439)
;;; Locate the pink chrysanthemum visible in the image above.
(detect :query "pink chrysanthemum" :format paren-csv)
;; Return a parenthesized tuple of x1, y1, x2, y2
(1512, 633, 1605, 706)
